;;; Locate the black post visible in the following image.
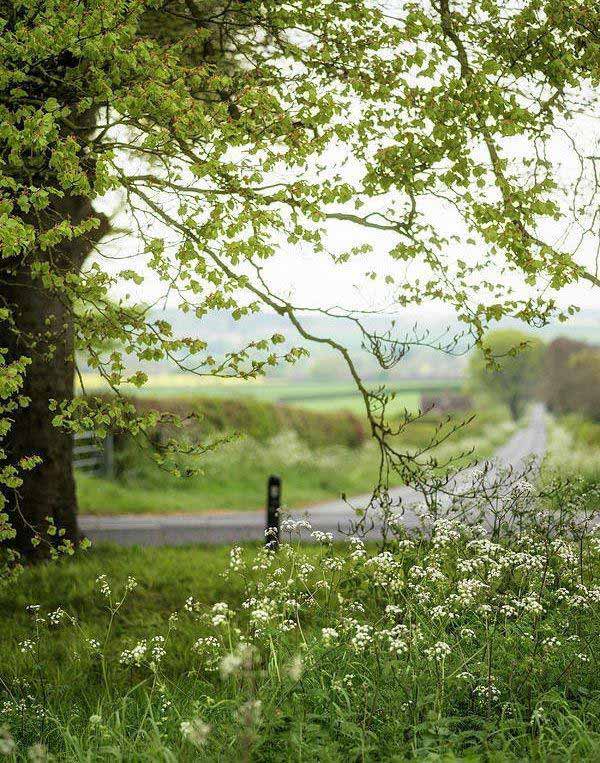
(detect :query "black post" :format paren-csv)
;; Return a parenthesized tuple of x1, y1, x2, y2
(266, 474, 281, 550)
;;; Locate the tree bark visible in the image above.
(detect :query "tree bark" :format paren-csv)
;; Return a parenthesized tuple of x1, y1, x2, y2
(0, 198, 109, 559)
(1, 273, 78, 556)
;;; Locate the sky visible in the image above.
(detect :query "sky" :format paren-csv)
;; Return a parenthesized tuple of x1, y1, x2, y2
(94, 87, 600, 326)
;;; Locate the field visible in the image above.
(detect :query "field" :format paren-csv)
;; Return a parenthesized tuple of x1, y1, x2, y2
(76, 403, 515, 515)
(77, 374, 461, 415)
(3, 482, 600, 761)
(6, 404, 600, 760)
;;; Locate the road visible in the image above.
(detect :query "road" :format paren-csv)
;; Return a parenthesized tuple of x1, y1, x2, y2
(79, 405, 547, 547)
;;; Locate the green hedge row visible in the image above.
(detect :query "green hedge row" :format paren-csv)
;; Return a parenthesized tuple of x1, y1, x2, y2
(128, 395, 368, 449)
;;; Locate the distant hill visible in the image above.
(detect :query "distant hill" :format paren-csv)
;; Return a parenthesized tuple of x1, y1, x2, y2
(80, 306, 600, 382)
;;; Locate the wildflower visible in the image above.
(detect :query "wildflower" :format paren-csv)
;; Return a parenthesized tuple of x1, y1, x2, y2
(184, 597, 200, 613)
(89, 715, 101, 725)
(541, 636, 562, 650)
(211, 602, 230, 626)
(321, 556, 344, 572)
(297, 562, 315, 580)
(349, 537, 366, 560)
(47, 608, 68, 626)
(286, 655, 304, 681)
(311, 530, 333, 544)
(95, 575, 111, 597)
(120, 640, 147, 667)
(321, 627, 339, 645)
(19, 639, 35, 654)
(531, 706, 546, 725)
(425, 641, 451, 662)
(228, 546, 244, 572)
(250, 608, 270, 625)
(180, 718, 211, 748)
(281, 518, 311, 534)
(388, 636, 408, 656)
(385, 604, 403, 618)
(0, 726, 15, 755)
(350, 624, 373, 651)
(473, 683, 501, 704)
(86, 638, 101, 655)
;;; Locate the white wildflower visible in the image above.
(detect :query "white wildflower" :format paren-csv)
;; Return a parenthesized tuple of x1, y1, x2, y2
(180, 718, 211, 748)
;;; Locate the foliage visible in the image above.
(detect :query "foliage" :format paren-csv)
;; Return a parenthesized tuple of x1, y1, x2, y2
(3, 0, 600, 560)
(468, 329, 544, 420)
(126, 394, 368, 450)
(542, 338, 600, 421)
(2, 483, 600, 759)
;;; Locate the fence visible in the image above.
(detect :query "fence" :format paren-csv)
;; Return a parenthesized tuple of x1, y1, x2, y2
(74, 432, 114, 478)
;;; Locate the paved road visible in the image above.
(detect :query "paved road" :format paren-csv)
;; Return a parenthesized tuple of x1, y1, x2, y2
(80, 405, 547, 547)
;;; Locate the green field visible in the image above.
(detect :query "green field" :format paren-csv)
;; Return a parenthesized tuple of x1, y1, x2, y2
(76, 404, 515, 515)
(4, 497, 600, 761)
(78, 374, 461, 415)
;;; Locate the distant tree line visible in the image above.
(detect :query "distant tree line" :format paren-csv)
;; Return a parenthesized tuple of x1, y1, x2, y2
(468, 331, 600, 422)
(542, 338, 600, 422)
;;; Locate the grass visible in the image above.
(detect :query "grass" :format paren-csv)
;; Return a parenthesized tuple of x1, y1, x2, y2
(2, 409, 598, 761)
(76, 406, 516, 515)
(77, 374, 461, 414)
(3, 488, 600, 762)
(544, 415, 600, 483)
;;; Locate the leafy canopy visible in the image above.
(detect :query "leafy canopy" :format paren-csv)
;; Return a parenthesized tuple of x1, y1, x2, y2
(1, 0, 600, 555)
(468, 329, 545, 420)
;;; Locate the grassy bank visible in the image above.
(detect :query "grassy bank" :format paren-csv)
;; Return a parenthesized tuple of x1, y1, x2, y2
(77, 405, 515, 515)
(2, 489, 600, 760)
(544, 415, 600, 482)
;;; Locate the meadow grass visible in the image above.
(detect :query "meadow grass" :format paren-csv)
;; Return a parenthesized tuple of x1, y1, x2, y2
(76, 408, 515, 515)
(3, 481, 600, 763)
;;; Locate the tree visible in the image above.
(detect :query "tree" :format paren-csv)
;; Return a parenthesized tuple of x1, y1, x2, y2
(542, 338, 600, 421)
(568, 350, 600, 422)
(468, 329, 544, 420)
(541, 337, 588, 415)
(2, 0, 600, 562)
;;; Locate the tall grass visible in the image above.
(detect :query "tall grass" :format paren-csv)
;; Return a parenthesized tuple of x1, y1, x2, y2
(2, 478, 600, 760)
(77, 406, 515, 515)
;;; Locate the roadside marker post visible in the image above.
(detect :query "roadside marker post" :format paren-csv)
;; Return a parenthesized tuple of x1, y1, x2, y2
(266, 475, 281, 550)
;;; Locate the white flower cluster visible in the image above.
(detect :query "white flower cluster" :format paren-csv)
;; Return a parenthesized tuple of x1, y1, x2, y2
(119, 636, 166, 669)
(180, 717, 210, 748)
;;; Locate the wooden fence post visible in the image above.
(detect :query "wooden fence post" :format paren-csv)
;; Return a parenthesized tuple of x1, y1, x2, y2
(103, 433, 115, 479)
(266, 475, 281, 550)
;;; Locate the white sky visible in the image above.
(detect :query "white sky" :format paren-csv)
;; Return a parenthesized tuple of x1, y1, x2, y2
(94, 96, 600, 322)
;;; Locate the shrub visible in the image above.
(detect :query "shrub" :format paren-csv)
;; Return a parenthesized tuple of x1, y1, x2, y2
(115, 395, 367, 450)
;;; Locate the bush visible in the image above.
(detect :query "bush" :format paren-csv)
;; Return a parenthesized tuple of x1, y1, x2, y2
(118, 395, 367, 450)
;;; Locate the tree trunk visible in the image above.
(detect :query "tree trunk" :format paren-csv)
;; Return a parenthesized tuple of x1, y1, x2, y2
(508, 394, 520, 421)
(1, 197, 109, 559)
(1, 272, 79, 557)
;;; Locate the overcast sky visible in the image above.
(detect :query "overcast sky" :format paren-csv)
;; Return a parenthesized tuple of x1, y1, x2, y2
(95, 102, 600, 323)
